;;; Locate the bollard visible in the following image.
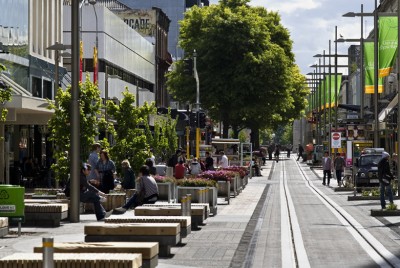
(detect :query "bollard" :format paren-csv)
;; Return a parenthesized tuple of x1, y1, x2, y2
(186, 194, 192, 217)
(42, 237, 54, 268)
(181, 196, 187, 216)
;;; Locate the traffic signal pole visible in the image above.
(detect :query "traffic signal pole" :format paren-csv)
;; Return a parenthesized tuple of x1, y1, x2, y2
(193, 50, 200, 159)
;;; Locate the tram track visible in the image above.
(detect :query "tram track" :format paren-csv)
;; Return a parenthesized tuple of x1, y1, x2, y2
(295, 160, 400, 268)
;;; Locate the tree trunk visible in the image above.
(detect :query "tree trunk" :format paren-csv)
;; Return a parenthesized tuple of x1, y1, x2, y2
(251, 128, 260, 149)
(232, 126, 239, 139)
(222, 124, 229, 138)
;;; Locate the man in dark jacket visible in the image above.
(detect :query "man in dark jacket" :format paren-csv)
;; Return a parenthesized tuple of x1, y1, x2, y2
(297, 144, 304, 161)
(80, 163, 113, 221)
(378, 152, 394, 209)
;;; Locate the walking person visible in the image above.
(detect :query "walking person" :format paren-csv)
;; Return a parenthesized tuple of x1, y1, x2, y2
(205, 151, 214, 170)
(334, 152, 346, 187)
(219, 151, 229, 168)
(378, 152, 394, 210)
(114, 165, 159, 214)
(322, 152, 332, 186)
(274, 146, 280, 163)
(297, 144, 304, 161)
(286, 144, 292, 158)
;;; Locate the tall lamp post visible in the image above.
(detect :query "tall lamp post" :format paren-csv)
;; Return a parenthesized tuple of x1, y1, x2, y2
(193, 50, 200, 159)
(104, 66, 120, 141)
(46, 42, 71, 105)
(89, 0, 98, 82)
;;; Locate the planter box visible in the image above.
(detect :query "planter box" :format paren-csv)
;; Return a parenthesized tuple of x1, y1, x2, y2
(371, 209, 400, 217)
(157, 182, 175, 203)
(217, 181, 230, 204)
(348, 196, 400, 201)
(177, 187, 206, 203)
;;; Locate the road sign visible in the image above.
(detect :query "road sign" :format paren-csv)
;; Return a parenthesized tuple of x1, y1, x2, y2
(331, 132, 341, 149)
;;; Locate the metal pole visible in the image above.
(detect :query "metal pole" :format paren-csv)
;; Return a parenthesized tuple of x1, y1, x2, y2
(70, 0, 81, 223)
(315, 69, 319, 145)
(54, 48, 59, 105)
(323, 50, 327, 143)
(360, 4, 365, 121)
(335, 26, 338, 132)
(374, 0, 379, 147)
(328, 41, 332, 155)
(105, 66, 108, 140)
(318, 58, 322, 144)
(42, 237, 54, 268)
(193, 50, 200, 159)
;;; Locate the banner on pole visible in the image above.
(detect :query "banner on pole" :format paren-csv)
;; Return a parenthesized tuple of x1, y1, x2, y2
(378, 16, 398, 77)
(364, 41, 383, 94)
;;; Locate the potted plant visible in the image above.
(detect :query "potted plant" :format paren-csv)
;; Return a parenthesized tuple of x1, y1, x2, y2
(154, 175, 177, 202)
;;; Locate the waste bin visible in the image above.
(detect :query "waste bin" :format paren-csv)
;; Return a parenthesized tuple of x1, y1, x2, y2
(0, 185, 25, 222)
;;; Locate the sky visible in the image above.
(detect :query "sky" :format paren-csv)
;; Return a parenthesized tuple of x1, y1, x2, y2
(209, 0, 376, 76)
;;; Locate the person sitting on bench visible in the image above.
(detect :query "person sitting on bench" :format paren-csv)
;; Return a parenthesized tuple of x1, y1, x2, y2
(114, 165, 159, 214)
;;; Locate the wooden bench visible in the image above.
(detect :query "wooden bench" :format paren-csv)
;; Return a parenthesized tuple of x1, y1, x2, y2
(84, 222, 180, 257)
(24, 203, 68, 227)
(0, 253, 141, 267)
(134, 206, 205, 229)
(84, 193, 126, 212)
(0, 217, 8, 237)
(105, 215, 191, 238)
(145, 203, 211, 219)
(34, 242, 157, 268)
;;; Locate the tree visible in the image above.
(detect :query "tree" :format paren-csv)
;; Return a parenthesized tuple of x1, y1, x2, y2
(107, 90, 178, 174)
(0, 64, 12, 123)
(166, 0, 308, 148)
(48, 75, 102, 182)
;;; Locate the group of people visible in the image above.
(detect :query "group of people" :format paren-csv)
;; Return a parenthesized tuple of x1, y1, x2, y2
(320, 150, 394, 210)
(73, 143, 160, 220)
(167, 149, 218, 179)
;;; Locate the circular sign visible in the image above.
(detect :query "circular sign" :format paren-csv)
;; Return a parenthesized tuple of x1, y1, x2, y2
(332, 133, 340, 140)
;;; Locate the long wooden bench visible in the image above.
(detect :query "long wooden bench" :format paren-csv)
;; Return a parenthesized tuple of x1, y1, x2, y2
(0, 217, 8, 237)
(34, 242, 157, 268)
(106, 215, 191, 238)
(0, 253, 141, 267)
(144, 203, 210, 219)
(24, 203, 68, 227)
(135, 205, 205, 229)
(84, 222, 180, 257)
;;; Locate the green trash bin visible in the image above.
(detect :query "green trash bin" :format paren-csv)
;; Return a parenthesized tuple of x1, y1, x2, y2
(0, 185, 25, 222)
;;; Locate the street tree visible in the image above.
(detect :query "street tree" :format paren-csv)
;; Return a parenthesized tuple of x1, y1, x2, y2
(0, 64, 12, 123)
(47, 76, 102, 182)
(166, 0, 307, 148)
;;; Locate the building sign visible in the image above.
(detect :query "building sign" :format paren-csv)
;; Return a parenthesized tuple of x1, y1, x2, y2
(115, 10, 156, 37)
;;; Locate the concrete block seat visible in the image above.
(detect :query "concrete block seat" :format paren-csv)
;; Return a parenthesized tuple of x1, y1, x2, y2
(84, 222, 181, 257)
(0, 217, 8, 237)
(144, 202, 211, 218)
(24, 203, 68, 227)
(106, 215, 191, 238)
(34, 242, 157, 268)
(0, 253, 141, 268)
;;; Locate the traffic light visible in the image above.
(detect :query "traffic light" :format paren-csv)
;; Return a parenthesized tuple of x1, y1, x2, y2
(190, 112, 197, 127)
(183, 58, 193, 75)
(198, 112, 206, 128)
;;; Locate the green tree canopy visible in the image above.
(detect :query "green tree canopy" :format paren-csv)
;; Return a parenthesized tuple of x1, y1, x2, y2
(166, 0, 308, 147)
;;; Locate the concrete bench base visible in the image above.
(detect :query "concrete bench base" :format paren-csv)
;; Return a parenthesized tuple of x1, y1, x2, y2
(34, 241, 157, 268)
(0, 253, 141, 267)
(84, 223, 180, 257)
(0, 217, 8, 237)
(105, 216, 191, 238)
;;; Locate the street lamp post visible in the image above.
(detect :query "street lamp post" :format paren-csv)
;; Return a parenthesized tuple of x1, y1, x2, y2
(46, 42, 71, 105)
(193, 50, 200, 159)
(104, 66, 120, 141)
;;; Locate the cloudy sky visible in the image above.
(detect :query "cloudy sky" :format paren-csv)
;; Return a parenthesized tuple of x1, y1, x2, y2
(210, 0, 376, 75)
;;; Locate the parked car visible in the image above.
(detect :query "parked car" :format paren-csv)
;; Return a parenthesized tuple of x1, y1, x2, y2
(354, 148, 384, 187)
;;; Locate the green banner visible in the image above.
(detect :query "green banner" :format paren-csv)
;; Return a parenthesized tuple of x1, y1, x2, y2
(364, 41, 383, 94)
(379, 16, 398, 77)
(325, 74, 342, 108)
